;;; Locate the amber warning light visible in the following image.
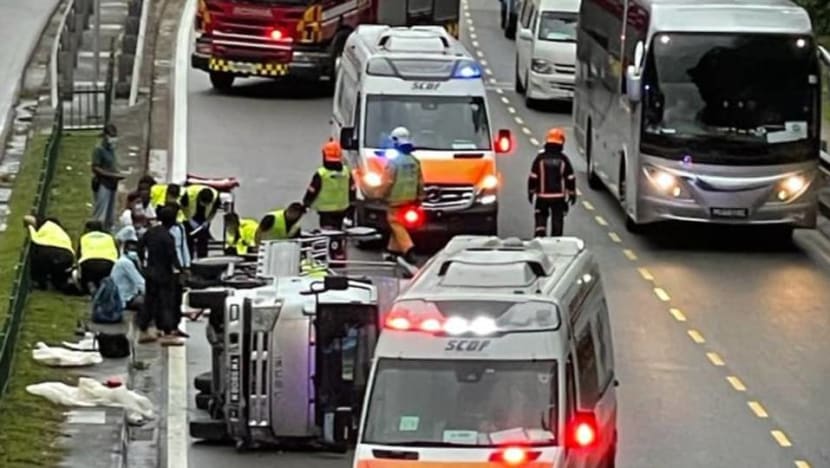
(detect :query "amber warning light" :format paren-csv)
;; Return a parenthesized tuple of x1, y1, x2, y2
(489, 447, 542, 465)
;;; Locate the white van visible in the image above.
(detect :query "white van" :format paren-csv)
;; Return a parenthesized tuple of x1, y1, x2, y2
(515, 0, 581, 107)
(353, 236, 618, 468)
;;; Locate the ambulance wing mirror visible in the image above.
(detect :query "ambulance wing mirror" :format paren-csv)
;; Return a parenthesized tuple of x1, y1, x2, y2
(340, 127, 358, 151)
(324, 276, 350, 291)
(323, 407, 353, 447)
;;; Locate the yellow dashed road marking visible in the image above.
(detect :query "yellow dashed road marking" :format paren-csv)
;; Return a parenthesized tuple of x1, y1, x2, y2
(522, 127, 532, 135)
(595, 215, 608, 226)
(654, 287, 671, 302)
(608, 232, 622, 243)
(771, 430, 792, 448)
(637, 267, 654, 281)
(795, 461, 811, 468)
(514, 116, 524, 125)
(485, 68, 494, 76)
(472, 40, 480, 48)
(748, 401, 769, 418)
(494, 87, 503, 94)
(470, 32, 478, 40)
(706, 352, 725, 366)
(507, 106, 517, 114)
(479, 58, 486, 65)
(529, 137, 540, 146)
(669, 308, 687, 322)
(476, 50, 485, 58)
(727, 376, 747, 392)
(582, 201, 594, 211)
(687, 329, 705, 343)
(500, 96, 509, 104)
(623, 249, 638, 261)
(489, 78, 497, 84)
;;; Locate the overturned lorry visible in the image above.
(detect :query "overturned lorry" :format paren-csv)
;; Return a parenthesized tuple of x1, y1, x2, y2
(187, 232, 408, 451)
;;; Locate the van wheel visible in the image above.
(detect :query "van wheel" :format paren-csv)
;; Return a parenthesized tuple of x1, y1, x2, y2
(209, 72, 234, 92)
(586, 124, 602, 190)
(505, 14, 517, 39)
(515, 62, 526, 94)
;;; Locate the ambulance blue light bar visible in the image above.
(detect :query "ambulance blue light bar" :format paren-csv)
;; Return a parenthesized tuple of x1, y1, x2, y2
(452, 59, 482, 79)
(366, 57, 483, 81)
(383, 299, 561, 334)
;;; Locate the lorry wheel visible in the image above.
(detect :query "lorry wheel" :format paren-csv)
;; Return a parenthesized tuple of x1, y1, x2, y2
(195, 393, 211, 411)
(194, 371, 212, 393)
(190, 420, 229, 442)
(209, 72, 234, 92)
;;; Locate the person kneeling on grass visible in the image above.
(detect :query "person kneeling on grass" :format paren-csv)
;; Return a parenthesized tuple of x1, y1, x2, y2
(76, 220, 119, 295)
(24, 214, 76, 292)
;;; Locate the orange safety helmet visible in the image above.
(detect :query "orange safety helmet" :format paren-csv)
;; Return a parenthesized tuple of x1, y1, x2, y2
(322, 139, 342, 162)
(546, 128, 566, 145)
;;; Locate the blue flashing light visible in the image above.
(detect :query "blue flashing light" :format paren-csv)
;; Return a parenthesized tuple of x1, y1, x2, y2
(454, 62, 482, 79)
(373, 148, 400, 159)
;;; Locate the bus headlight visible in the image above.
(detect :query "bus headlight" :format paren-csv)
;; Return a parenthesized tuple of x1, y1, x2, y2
(531, 59, 554, 75)
(643, 166, 688, 199)
(774, 174, 809, 202)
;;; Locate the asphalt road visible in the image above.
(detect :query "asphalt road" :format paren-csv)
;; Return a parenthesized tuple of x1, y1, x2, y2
(0, 0, 59, 139)
(183, 0, 830, 466)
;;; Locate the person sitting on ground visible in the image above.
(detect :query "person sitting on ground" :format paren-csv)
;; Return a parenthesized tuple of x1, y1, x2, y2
(119, 192, 151, 234)
(255, 202, 305, 245)
(24, 214, 75, 291)
(109, 237, 145, 312)
(76, 220, 119, 294)
(224, 212, 259, 256)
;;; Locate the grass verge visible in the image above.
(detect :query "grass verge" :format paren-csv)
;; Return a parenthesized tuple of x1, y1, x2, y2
(0, 132, 101, 468)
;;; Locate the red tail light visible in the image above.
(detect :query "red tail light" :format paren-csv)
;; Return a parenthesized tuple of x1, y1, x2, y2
(495, 129, 513, 154)
(385, 316, 411, 330)
(568, 412, 599, 448)
(399, 206, 424, 229)
(489, 447, 541, 465)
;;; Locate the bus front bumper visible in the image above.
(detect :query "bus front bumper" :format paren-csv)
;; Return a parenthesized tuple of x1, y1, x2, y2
(638, 195, 818, 228)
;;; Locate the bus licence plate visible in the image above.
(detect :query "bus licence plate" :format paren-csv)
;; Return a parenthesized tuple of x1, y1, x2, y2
(711, 207, 748, 218)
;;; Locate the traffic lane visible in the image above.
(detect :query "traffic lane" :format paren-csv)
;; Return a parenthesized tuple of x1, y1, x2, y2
(185, 320, 352, 468)
(467, 2, 830, 462)
(0, 0, 59, 136)
(187, 70, 333, 220)
(491, 99, 793, 467)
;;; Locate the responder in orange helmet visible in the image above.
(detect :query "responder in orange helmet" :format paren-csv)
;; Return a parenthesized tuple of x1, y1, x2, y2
(527, 128, 576, 237)
(302, 139, 356, 229)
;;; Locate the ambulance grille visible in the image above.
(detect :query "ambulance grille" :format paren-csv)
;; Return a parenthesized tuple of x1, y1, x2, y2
(421, 185, 475, 210)
(248, 331, 270, 427)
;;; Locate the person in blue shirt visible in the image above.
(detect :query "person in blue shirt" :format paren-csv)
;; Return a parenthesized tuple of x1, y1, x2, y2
(110, 239, 145, 313)
(165, 202, 191, 338)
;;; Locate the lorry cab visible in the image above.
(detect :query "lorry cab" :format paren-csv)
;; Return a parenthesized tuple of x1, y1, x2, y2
(515, 0, 581, 106)
(354, 236, 618, 468)
(333, 25, 513, 239)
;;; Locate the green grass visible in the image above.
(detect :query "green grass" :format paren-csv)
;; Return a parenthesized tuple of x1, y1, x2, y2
(0, 132, 101, 468)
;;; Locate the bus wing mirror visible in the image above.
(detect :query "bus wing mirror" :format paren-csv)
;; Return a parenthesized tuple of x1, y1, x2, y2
(340, 127, 357, 151)
(626, 66, 642, 103)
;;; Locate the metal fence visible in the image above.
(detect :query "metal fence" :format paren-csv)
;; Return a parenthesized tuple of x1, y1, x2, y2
(0, 106, 64, 396)
(62, 48, 115, 130)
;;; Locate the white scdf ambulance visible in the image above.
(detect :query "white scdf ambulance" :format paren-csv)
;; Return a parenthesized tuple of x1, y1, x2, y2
(353, 236, 618, 468)
(333, 25, 513, 238)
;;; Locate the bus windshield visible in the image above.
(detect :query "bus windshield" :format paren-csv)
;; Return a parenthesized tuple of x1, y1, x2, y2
(641, 33, 820, 166)
(364, 95, 492, 151)
(362, 359, 558, 447)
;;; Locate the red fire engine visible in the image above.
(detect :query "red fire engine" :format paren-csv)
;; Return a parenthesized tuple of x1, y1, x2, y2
(192, 0, 461, 91)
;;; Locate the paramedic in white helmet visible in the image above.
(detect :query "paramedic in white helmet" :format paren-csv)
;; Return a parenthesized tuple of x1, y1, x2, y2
(375, 127, 424, 265)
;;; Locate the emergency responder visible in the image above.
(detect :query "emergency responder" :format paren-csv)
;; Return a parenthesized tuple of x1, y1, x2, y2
(376, 127, 423, 265)
(149, 183, 181, 212)
(527, 128, 576, 237)
(302, 139, 355, 229)
(224, 213, 259, 256)
(76, 220, 119, 294)
(24, 215, 75, 291)
(255, 202, 305, 244)
(179, 184, 220, 258)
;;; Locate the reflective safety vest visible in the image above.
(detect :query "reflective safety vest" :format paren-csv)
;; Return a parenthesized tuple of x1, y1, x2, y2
(300, 258, 327, 278)
(79, 231, 118, 264)
(183, 185, 219, 220)
(149, 184, 168, 209)
(226, 218, 259, 255)
(387, 153, 420, 205)
(28, 221, 75, 255)
(261, 210, 300, 240)
(313, 167, 350, 213)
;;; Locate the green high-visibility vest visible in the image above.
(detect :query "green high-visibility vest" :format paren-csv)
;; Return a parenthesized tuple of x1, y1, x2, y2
(183, 184, 218, 219)
(79, 231, 118, 263)
(312, 167, 350, 213)
(262, 210, 300, 240)
(387, 153, 420, 204)
(226, 218, 259, 255)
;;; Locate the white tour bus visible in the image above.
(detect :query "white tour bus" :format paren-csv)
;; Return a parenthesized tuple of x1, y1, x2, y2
(573, 0, 823, 234)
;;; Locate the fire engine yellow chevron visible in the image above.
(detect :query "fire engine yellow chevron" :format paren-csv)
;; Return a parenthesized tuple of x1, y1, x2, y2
(208, 58, 288, 76)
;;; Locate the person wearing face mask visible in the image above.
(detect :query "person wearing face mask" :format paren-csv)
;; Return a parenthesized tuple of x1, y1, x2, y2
(91, 124, 125, 230)
(109, 237, 145, 315)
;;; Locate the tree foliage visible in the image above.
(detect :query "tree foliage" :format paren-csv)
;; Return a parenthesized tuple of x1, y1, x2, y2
(795, 0, 830, 35)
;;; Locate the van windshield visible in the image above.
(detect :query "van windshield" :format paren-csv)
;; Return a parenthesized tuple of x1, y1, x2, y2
(538, 11, 577, 42)
(364, 95, 492, 151)
(362, 359, 558, 447)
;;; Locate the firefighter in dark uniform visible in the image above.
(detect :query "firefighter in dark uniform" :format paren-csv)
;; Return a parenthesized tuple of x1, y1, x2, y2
(179, 184, 220, 258)
(255, 202, 306, 244)
(76, 220, 119, 294)
(302, 139, 355, 229)
(527, 128, 577, 237)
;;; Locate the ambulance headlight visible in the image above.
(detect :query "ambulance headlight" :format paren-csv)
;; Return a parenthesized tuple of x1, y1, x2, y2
(363, 171, 382, 188)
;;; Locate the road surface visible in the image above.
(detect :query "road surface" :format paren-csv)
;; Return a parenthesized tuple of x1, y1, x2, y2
(181, 1, 830, 466)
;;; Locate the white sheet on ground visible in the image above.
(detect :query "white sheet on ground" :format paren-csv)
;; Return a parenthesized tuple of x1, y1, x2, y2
(62, 332, 97, 351)
(26, 377, 154, 422)
(32, 342, 102, 366)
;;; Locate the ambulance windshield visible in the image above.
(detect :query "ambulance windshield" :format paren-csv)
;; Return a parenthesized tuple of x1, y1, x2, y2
(364, 95, 492, 151)
(362, 359, 558, 447)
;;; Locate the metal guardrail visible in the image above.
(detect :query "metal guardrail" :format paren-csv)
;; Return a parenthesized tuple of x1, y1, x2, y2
(0, 106, 64, 396)
(62, 44, 115, 130)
